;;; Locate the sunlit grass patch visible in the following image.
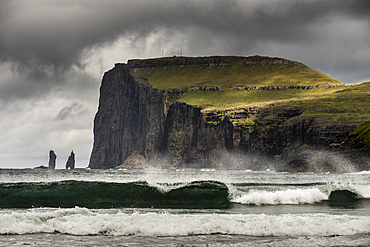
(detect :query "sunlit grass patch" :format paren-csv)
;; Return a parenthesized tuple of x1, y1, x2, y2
(350, 121, 370, 148)
(130, 56, 369, 124)
(131, 58, 342, 89)
(178, 82, 370, 123)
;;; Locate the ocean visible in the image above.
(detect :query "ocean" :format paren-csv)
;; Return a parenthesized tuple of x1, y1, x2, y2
(0, 168, 369, 246)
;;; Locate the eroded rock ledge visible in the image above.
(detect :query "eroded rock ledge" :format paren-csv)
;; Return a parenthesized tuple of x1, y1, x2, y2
(161, 83, 360, 93)
(127, 55, 299, 73)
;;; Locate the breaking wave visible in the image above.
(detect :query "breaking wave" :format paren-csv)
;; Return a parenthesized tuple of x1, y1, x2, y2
(0, 179, 369, 209)
(0, 207, 369, 236)
(0, 180, 229, 209)
(229, 182, 369, 206)
(231, 188, 328, 205)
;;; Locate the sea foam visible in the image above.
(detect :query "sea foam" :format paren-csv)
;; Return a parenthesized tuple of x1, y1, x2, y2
(0, 208, 368, 237)
(231, 188, 328, 205)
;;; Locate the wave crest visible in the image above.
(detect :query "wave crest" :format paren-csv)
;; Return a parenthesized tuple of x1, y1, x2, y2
(1, 208, 369, 236)
(231, 188, 328, 205)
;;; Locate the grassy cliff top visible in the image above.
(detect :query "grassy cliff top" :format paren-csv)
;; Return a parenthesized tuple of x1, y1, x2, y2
(128, 56, 368, 124)
(129, 56, 342, 89)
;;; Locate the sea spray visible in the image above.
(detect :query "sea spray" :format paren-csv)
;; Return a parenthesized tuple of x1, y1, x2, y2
(1, 208, 369, 237)
(231, 188, 328, 205)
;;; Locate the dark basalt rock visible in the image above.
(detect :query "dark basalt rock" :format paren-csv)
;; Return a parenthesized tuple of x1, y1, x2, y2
(89, 63, 166, 169)
(114, 151, 150, 170)
(127, 55, 298, 72)
(34, 165, 49, 169)
(88, 56, 367, 171)
(48, 150, 57, 169)
(66, 151, 75, 169)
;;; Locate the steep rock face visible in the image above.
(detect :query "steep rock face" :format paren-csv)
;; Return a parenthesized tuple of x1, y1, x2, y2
(89, 57, 364, 170)
(89, 64, 236, 169)
(89, 64, 166, 169)
(65, 151, 75, 169)
(163, 102, 234, 168)
(48, 150, 57, 169)
(89, 63, 237, 169)
(249, 106, 358, 156)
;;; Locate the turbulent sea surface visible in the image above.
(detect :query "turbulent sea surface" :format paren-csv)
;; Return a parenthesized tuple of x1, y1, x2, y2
(0, 168, 369, 246)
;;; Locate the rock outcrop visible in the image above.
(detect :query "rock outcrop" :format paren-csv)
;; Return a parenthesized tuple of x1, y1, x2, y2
(114, 151, 150, 169)
(89, 56, 367, 171)
(66, 151, 75, 169)
(128, 55, 298, 72)
(48, 150, 57, 169)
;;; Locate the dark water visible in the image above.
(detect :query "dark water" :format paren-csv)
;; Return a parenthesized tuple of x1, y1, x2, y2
(0, 180, 368, 209)
(0, 168, 369, 246)
(0, 180, 229, 209)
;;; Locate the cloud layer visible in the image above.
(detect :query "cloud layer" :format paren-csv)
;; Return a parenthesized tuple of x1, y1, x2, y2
(0, 0, 369, 166)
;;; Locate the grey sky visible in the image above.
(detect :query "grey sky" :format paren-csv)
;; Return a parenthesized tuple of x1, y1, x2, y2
(0, 0, 369, 167)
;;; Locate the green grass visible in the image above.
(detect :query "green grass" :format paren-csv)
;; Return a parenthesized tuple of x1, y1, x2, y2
(178, 86, 344, 110)
(350, 121, 370, 148)
(282, 82, 370, 122)
(129, 56, 368, 124)
(178, 82, 370, 123)
(131, 59, 342, 89)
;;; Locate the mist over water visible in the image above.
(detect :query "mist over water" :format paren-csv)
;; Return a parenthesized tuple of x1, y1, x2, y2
(146, 148, 369, 174)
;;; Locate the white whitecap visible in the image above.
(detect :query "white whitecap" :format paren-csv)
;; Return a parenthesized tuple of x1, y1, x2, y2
(0, 208, 368, 237)
(231, 188, 328, 205)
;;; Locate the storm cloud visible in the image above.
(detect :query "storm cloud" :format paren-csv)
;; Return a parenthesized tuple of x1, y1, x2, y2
(0, 0, 369, 167)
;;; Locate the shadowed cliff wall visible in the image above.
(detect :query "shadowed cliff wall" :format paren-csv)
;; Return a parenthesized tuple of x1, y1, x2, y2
(89, 64, 166, 169)
(89, 57, 364, 170)
(89, 63, 236, 169)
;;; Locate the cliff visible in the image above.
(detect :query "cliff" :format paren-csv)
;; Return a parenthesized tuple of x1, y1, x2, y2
(89, 56, 369, 171)
(89, 63, 166, 168)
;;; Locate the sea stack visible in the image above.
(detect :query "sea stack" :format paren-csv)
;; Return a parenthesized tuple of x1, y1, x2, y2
(66, 151, 75, 169)
(48, 150, 57, 169)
